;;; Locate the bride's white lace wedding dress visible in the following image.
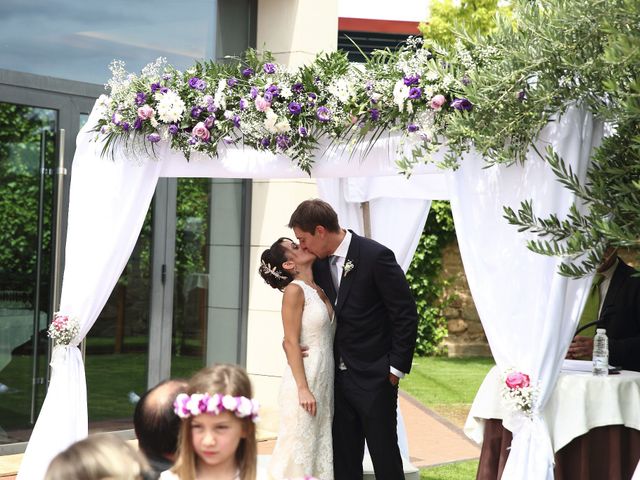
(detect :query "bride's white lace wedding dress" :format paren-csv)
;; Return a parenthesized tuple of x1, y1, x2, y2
(268, 280, 335, 480)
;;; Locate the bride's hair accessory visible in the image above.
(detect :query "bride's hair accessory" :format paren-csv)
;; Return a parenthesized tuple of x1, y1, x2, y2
(259, 259, 287, 280)
(174, 393, 260, 422)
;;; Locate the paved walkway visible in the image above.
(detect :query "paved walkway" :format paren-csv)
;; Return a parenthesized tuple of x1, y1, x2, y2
(258, 390, 480, 469)
(0, 390, 480, 478)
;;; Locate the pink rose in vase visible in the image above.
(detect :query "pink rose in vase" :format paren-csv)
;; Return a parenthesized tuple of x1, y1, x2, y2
(505, 371, 530, 389)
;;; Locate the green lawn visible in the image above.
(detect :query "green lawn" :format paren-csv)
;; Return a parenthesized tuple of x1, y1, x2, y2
(402, 356, 495, 428)
(401, 356, 494, 480)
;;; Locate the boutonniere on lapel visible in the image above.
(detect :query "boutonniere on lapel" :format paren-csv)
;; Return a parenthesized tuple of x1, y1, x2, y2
(342, 259, 355, 277)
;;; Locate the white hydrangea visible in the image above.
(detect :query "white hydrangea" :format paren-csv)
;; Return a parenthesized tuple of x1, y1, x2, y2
(156, 90, 185, 123)
(264, 108, 279, 133)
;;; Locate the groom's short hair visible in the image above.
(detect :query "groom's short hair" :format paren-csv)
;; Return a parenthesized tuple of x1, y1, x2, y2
(289, 199, 340, 233)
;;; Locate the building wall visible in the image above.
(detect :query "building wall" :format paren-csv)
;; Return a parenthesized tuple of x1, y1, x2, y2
(248, 0, 338, 438)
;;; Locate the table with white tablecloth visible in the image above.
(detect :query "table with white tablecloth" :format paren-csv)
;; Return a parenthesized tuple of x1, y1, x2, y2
(466, 366, 640, 479)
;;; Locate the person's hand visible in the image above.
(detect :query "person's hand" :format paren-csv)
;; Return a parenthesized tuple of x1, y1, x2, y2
(281, 339, 309, 358)
(298, 387, 317, 416)
(388, 373, 399, 386)
(567, 335, 594, 360)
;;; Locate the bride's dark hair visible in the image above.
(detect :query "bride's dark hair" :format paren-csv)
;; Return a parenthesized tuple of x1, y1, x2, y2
(259, 237, 294, 291)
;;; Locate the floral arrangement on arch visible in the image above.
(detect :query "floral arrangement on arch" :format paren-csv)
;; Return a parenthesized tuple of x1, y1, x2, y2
(501, 369, 539, 417)
(93, 38, 474, 174)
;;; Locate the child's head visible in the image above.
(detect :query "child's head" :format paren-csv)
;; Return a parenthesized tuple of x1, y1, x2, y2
(172, 364, 258, 480)
(45, 433, 151, 480)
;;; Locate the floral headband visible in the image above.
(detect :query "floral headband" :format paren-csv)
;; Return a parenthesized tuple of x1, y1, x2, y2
(174, 393, 260, 422)
(260, 259, 287, 280)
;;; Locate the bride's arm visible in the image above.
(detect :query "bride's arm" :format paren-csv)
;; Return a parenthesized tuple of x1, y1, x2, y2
(282, 284, 317, 417)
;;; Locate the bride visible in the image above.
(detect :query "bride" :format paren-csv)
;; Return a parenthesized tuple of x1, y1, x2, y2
(259, 237, 335, 480)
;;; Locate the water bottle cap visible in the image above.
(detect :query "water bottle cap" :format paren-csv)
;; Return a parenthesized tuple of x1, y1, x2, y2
(596, 328, 606, 334)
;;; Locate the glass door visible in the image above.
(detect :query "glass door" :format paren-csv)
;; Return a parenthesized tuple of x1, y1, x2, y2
(0, 102, 57, 444)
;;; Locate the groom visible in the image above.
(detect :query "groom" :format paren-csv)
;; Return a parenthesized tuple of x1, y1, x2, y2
(289, 199, 418, 480)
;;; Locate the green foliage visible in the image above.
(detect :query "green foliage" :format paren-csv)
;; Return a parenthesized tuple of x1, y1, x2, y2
(407, 201, 456, 356)
(0, 103, 55, 295)
(420, 0, 512, 46)
(446, 0, 640, 275)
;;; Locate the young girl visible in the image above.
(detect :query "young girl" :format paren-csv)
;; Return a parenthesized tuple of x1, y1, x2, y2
(161, 364, 259, 480)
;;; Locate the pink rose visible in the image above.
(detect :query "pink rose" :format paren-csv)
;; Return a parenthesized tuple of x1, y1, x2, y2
(505, 372, 530, 389)
(192, 122, 210, 141)
(137, 104, 155, 120)
(254, 96, 271, 112)
(430, 94, 446, 111)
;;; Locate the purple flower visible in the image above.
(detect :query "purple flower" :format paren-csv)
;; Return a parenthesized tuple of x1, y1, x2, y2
(407, 123, 419, 133)
(147, 133, 161, 143)
(408, 87, 422, 100)
(150, 83, 161, 93)
(369, 108, 380, 121)
(162, 73, 172, 81)
(160, 87, 169, 94)
(451, 97, 473, 111)
(239, 98, 248, 110)
(206, 103, 217, 113)
(403, 74, 420, 86)
(292, 82, 304, 94)
(241, 67, 254, 77)
(250, 86, 259, 99)
(233, 115, 241, 128)
(462, 75, 471, 86)
(263, 91, 274, 103)
(188, 77, 201, 89)
(307, 92, 317, 106)
(276, 134, 290, 150)
(260, 137, 271, 148)
(288, 102, 302, 115)
(516, 90, 527, 102)
(223, 136, 235, 145)
(204, 115, 215, 128)
(168, 124, 179, 135)
(133, 118, 143, 130)
(191, 106, 203, 118)
(263, 63, 276, 74)
(267, 84, 280, 97)
(135, 92, 147, 105)
(227, 77, 238, 87)
(188, 136, 198, 145)
(121, 122, 130, 132)
(298, 126, 308, 137)
(111, 113, 121, 125)
(316, 106, 331, 122)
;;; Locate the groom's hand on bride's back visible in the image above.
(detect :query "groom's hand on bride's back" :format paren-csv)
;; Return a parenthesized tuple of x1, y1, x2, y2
(281, 338, 309, 357)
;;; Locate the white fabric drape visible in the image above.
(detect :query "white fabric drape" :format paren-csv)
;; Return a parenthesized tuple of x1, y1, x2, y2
(447, 106, 603, 479)
(17, 112, 165, 480)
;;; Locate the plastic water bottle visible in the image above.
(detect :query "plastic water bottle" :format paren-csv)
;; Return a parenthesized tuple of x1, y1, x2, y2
(592, 328, 609, 376)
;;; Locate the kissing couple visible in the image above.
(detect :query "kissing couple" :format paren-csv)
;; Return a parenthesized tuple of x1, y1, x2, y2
(259, 199, 418, 480)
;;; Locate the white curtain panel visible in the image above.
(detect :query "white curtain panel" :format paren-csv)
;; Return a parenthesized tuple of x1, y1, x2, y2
(17, 112, 165, 479)
(447, 106, 603, 479)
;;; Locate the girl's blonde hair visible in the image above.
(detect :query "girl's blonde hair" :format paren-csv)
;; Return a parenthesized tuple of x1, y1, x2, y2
(172, 364, 257, 480)
(45, 433, 150, 480)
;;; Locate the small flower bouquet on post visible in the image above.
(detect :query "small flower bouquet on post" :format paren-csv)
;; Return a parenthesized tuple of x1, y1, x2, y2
(48, 313, 80, 346)
(501, 369, 539, 417)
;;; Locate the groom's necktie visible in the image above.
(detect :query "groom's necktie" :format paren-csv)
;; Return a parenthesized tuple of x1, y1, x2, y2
(577, 273, 605, 337)
(329, 255, 341, 293)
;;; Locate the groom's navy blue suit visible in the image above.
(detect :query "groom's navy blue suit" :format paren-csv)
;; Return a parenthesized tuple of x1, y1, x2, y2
(313, 231, 418, 480)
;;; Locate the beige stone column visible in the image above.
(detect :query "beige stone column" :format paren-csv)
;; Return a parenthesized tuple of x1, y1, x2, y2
(248, 0, 338, 439)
